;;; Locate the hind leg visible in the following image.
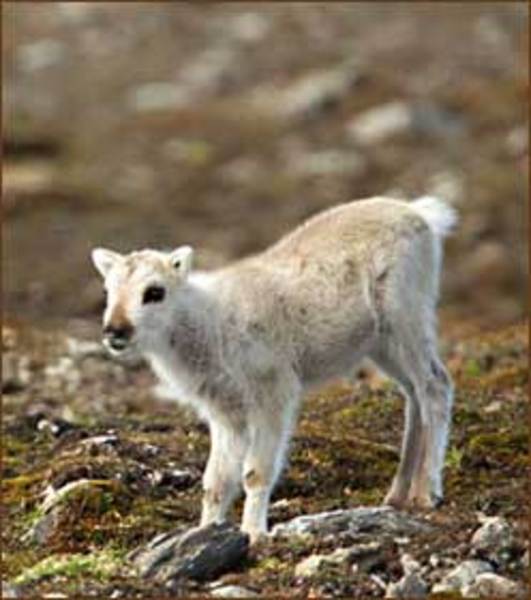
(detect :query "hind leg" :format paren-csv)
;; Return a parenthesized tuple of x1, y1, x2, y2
(370, 350, 423, 508)
(371, 335, 453, 509)
(408, 354, 453, 507)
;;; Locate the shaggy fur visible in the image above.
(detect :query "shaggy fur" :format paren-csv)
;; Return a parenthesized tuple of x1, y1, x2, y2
(92, 196, 456, 542)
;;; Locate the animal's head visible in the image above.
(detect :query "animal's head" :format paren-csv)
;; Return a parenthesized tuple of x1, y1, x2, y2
(91, 246, 193, 356)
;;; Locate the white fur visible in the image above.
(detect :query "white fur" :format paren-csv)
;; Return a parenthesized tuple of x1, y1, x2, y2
(91, 196, 456, 542)
(410, 196, 458, 238)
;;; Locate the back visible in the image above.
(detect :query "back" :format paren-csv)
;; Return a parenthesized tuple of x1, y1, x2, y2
(218, 198, 432, 385)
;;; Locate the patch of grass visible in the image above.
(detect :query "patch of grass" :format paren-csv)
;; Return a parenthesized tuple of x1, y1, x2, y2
(13, 549, 125, 586)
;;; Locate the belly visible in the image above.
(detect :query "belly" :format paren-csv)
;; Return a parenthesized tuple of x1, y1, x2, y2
(297, 316, 377, 386)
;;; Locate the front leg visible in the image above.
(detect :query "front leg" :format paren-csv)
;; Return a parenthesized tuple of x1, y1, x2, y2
(201, 421, 246, 526)
(241, 395, 299, 543)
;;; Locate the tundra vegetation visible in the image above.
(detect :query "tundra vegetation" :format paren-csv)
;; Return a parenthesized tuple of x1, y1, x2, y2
(2, 320, 528, 597)
(2, 2, 527, 598)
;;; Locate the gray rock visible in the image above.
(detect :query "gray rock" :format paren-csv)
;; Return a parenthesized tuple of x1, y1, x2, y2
(1, 582, 22, 598)
(347, 101, 412, 145)
(400, 553, 421, 575)
(505, 126, 527, 157)
(18, 39, 65, 72)
(211, 585, 258, 598)
(252, 60, 360, 121)
(431, 559, 493, 594)
(471, 516, 514, 559)
(287, 149, 367, 178)
(228, 12, 271, 43)
(130, 46, 235, 113)
(348, 101, 464, 147)
(272, 506, 430, 538)
(130, 83, 189, 112)
(41, 479, 112, 513)
(133, 522, 249, 583)
(22, 507, 61, 545)
(149, 468, 194, 489)
(522, 549, 529, 569)
(295, 554, 330, 578)
(44, 356, 81, 392)
(386, 572, 427, 598)
(462, 573, 526, 598)
(2, 353, 31, 393)
(296, 541, 383, 577)
(24, 478, 122, 544)
(65, 336, 107, 359)
(410, 102, 466, 140)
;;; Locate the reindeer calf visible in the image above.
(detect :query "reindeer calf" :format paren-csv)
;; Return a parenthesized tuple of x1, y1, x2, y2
(92, 196, 455, 543)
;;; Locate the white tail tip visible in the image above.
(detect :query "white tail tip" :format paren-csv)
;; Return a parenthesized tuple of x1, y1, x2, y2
(411, 196, 458, 237)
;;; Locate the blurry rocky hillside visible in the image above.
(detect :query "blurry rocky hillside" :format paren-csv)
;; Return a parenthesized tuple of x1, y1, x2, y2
(3, 2, 528, 328)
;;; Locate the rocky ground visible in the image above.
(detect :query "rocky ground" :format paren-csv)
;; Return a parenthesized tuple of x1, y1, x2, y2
(2, 3, 529, 598)
(2, 2, 528, 327)
(2, 318, 528, 597)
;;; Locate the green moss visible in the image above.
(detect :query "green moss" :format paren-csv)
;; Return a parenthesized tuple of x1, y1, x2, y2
(13, 549, 125, 586)
(468, 431, 528, 461)
(464, 359, 482, 377)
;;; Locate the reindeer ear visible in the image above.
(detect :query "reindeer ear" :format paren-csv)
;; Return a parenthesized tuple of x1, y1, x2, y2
(91, 248, 123, 278)
(169, 246, 193, 277)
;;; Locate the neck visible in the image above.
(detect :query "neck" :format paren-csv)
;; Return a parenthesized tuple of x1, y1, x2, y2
(146, 276, 222, 384)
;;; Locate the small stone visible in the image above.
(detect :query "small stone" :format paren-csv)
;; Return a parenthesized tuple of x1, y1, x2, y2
(386, 572, 427, 598)
(2, 354, 31, 393)
(2, 326, 18, 349)
(506, 126, 527, 157)
(211, 585, 258, 597)
(44, 357, 80, 392)
(18, 39, 65, 71)
(2, 581, 21, 598)
(150, 469, 194, 489)
(252, 60, 360, 121)
(81, 434, 119, 452)
(347, 101, 412, 145)
(522, 549, 529, 569)
(229, 12, 271, 43)
(130, 83, 189, 112)
(431, 559, 493, 594)
(22, 507, 62, 545)
(133, 522, 249, 583)
(393, 536, 411, 546)
(295, 541, 383, 577)
(272, 506, 429, 538)
(65, 337, 106, 359)
(462, 573, 525, 598)
(484, 400, 503, 414)
(36, 417, 77, 438)
(41, 478, 119, 513)
(295, 554, 329, 578)
(471, 516, 514, 561)
(287, 149, 367, 178)
(400, 553, 421, 575)
(428, 554, 440, 568)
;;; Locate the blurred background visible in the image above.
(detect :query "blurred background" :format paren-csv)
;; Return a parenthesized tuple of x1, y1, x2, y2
(3, 2, 528, 331)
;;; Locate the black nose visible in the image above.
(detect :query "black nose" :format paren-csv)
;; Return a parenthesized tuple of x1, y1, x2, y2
(103, 324, 133, 349)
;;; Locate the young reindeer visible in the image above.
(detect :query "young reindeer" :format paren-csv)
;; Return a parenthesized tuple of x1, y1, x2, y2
(91, 196, 456, 543)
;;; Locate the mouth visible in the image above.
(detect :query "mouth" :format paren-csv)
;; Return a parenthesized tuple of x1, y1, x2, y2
(103, 337, 132, 356)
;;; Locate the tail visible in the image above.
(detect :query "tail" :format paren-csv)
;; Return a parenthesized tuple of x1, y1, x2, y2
(410, 196, 458, 238)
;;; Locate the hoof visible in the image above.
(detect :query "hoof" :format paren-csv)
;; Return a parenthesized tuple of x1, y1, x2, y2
(407, 493, 443, 510)
(383, 488, 408, 509)
(242, 527, 268, 546)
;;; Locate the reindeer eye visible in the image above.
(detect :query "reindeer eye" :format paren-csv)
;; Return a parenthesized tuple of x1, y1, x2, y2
(143, 285, 165, 304)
